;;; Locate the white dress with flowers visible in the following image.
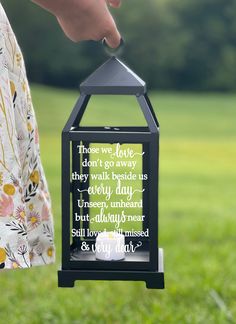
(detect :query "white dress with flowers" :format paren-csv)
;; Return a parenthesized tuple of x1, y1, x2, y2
(0, 4, 55, 269)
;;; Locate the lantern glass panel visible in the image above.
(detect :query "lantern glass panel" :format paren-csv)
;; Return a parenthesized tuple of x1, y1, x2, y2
(70, 140, 150, 264)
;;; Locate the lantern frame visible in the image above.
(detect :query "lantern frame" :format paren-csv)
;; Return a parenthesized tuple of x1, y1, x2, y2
(58, 57, 164, 289)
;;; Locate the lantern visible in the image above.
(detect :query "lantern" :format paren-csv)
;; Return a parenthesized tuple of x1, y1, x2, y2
(58, 57, 164, 289)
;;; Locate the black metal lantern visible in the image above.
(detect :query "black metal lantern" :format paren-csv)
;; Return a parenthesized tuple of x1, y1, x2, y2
(58, 57, 164, 289)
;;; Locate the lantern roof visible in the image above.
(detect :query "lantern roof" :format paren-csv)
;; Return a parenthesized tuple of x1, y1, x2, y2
(80, 57, 146, 95)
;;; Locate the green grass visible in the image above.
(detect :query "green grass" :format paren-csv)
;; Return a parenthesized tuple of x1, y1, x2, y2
(0, 84, 236, 323)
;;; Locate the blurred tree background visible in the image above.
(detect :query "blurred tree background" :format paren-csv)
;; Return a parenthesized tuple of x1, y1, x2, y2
(2, 0, 236, 91)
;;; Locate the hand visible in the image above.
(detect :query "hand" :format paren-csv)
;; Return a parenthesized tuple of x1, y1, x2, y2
(32, 0, 122, 48)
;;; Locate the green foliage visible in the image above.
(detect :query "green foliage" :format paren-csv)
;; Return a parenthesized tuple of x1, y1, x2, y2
(0, 85, 235, 323)
(2, 0, 236, 90)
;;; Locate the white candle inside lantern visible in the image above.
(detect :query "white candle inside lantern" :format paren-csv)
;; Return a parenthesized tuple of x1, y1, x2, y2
(95, 231, 125, 261)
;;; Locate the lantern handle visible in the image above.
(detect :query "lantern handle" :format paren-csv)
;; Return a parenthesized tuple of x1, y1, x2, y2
(102, 38, 124, 57)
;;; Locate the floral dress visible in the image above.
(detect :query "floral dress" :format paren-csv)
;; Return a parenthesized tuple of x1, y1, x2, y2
(0, 4, 55, 269)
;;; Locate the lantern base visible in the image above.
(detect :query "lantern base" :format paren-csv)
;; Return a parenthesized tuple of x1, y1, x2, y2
(58, 248, 164, 289)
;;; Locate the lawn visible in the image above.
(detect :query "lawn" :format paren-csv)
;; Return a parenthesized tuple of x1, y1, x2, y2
(0, 84, 235, 323)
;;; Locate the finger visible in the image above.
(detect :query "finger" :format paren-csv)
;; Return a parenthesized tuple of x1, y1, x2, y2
(107, 0, 121, 8)
(105, 21, 121, 48)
